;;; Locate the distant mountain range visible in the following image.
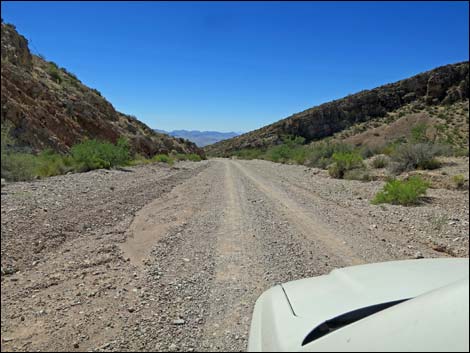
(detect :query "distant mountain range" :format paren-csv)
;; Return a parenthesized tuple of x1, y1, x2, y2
(154, 129, 242, 147)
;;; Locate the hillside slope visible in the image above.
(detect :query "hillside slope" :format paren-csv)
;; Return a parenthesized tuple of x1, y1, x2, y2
(1, 21, 203, 157)
(206, 62, 469, 156)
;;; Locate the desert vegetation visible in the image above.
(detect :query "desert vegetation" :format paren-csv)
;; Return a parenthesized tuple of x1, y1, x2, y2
(372, 176, 430, 206)
(226, 108, 467, 185)
(1, 123, 203, 182)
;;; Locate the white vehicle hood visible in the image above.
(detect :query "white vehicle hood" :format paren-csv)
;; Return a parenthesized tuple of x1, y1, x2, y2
(282, 258, 469, 320)
(248, 258, 469, 352)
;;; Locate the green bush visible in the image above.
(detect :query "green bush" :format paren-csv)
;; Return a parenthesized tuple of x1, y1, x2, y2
(185, 153, 202, 162)
(47, 63, 62, 84)
(452, 148, 469, 157)
(304, 142, 354, 169)
(172, 153, 203, 162)
(128, 154, 152, 166)
(328, 152, 364, 179)
(410, 123, 429, 143)
(61, 67, 79, 82)
(264, 144, 306, 164)
(372, 176, 430, 206)
(35, 149, 70, 177)
(234, 148, 265, 160)
(359, 145, 381, 159)
(452, 174, 466, 189)
(1, 127, 136, 180)
(1, 122, 39, 181)
(390, 143, 443, 174)
(71, 138, 130, 171)
(152, 154, 174, 164)
(371, 155, 389, 169)
(1, 152, 39, 181)
(343, 168, 372, 181)
(173, 153, 188, 161)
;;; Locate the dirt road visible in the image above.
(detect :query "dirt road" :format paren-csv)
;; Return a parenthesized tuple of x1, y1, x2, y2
(1, 159, 468, 351)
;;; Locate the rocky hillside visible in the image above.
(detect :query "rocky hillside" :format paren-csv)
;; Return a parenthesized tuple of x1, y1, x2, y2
(206, 62, 469, 156)
(1, 21, 204, 157)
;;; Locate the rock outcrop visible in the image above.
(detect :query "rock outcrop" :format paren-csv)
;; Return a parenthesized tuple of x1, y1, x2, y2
(1, 21, 204, 157)
(206, 61, 469, 156)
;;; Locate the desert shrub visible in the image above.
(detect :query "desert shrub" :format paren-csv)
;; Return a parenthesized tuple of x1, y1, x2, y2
(328, 152, 364, 179)
(359, 145, 379, 159)
(343, 168, 372, 181)
(152, 154, 174, 164)
(1, 122, 37, 181)
(234, 148, 264, 160)
(172, 153, 188, 161)
(452, 174, 466, 189)
(1, 152, 39, 181)
(185, 153, 202, 162)
(452, 147, 469, 157)
(390, 143, 443, 174)
(47, 63, 62, 84)
(282, 135, 306, 146)
(71, 138, 130, 171)
(410, 123, 429, 143)
(91, 88, 102, 97)
(2, 126, 133, 180)
(264, 144, 306, 164)
(61, 67, 79, 81)
(128, 154, 152, 166)
(371, 155, 389, 169)
(304, 142, 354, 169)
(35, 149, 70, 177)
(379, 137, 408, 156)
(372, 176, 430, 206)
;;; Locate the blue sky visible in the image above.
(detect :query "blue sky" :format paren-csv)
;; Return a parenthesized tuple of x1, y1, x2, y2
(2, 1, 468, 132)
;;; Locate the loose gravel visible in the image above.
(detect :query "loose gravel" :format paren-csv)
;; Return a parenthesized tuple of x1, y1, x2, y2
(1, 158, 468, 352)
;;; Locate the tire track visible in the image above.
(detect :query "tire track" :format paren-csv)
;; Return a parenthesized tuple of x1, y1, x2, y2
(231, 160, 365, 266)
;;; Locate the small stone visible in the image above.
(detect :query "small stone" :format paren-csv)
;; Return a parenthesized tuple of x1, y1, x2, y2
(432, 244, 447, 253)
(169, 343, 178, 351)
(414, 251, 424, 259)
(73, 342, 79, 348)
(173, 319, 185, 325)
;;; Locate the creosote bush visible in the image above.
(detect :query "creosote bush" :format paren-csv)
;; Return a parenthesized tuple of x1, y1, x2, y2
(371, 155, 389, 169)
(372, 176, 430, 206)
(152, 154, 174, 165)
(71, 138, 131, 171)
(452, 174, 466, 189)
(328, 152, 364, 179)
(46, 62, 62, 84)
(305, 142, 354, 169)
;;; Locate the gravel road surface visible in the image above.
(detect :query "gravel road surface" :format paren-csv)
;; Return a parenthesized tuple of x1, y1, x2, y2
(2, 159, 468, 351)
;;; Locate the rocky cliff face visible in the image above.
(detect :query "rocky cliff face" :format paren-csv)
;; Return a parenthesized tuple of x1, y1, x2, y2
(206, 61, 469, 156)
(1, 21, 204, 157)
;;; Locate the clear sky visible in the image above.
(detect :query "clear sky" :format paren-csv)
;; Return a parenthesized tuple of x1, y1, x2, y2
(1, 1, 469, 132)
